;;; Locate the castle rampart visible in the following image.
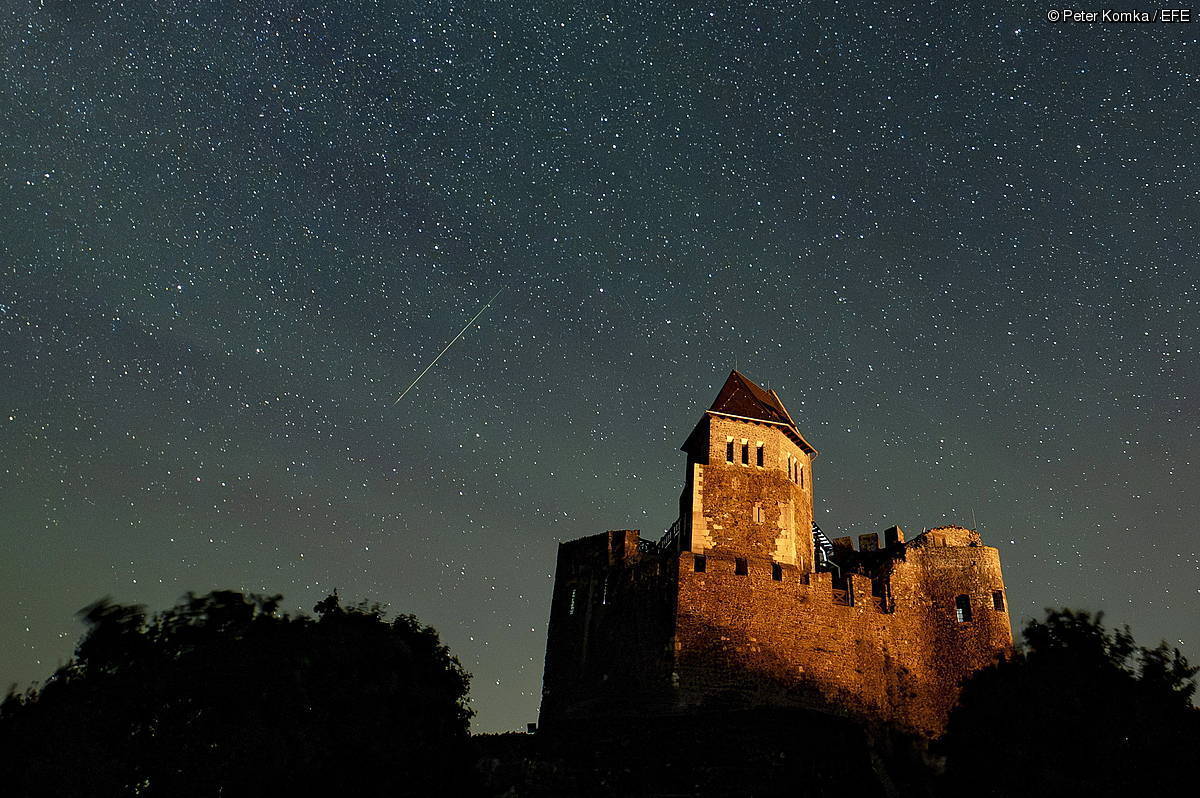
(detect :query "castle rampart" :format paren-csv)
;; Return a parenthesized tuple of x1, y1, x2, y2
(540, 372, 1013, 737)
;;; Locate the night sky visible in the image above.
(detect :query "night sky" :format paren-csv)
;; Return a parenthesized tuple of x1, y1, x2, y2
(2, 0, 1197, 731)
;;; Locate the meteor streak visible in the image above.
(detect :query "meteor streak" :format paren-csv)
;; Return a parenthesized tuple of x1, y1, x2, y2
(392, 289, 503, 405)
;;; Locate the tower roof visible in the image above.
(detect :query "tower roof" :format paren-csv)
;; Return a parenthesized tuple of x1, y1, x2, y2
(707, 371, 817, 455)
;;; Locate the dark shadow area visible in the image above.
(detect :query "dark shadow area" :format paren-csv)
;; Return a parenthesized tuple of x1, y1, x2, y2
(488, 613, 939, 797)
(475, 709, 929, 798)
(481, 609, 1198, 798)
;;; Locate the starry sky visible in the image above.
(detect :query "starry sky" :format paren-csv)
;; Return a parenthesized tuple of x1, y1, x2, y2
(1, 0, 1197, 731)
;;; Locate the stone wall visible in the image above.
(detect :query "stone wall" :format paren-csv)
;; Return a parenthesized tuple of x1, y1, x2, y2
(540, 531, 676, 725)
(541, 527, 1011, 736)
(680, 415, 815, 573)
(538, 375, 1013, 738)
(671, 527, 1012, 736)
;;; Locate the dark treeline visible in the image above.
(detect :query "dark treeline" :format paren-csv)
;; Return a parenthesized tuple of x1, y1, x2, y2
(939, 608, 1199, 797)
(3, 596, 1197, 797)
(1, 591, 475, 797)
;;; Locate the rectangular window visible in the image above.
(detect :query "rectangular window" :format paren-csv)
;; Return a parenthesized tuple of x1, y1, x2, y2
(741, 441, 749, 465)
(955, 594, 973, 623)
(726, 439, 734, 463)
(756, 443, 764, 467)
(693, 554, 707, 573)
(787, 457, 793, 480)
(601, 577, 609, 606)
(992, 590, 1005, 611)
(735, 557, 748, 576)
(568, 588, 577, 616)
(798, 464, 804, 487)
(771, 562, 783, 581)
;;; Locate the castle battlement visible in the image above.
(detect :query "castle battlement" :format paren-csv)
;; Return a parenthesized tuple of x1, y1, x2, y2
(539, 372, 1013, 737)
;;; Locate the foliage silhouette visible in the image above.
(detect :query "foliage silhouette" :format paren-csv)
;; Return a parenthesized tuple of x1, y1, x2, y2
(939, 609, 1198, 798)
(1, 591, 474, 797)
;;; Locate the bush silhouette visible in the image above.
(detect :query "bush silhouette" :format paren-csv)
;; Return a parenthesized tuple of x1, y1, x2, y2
(1, 591, 474, 797)
(940, 609, 1198, 797)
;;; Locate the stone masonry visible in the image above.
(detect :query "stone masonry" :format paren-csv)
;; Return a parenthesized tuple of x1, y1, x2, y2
(539, 371, 1013, 738)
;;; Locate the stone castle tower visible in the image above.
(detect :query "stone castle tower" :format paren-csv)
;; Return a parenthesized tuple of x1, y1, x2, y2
(539, 371, 1013, 737)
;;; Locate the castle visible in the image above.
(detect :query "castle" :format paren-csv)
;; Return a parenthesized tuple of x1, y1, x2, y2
(539, 371, 1013, 737)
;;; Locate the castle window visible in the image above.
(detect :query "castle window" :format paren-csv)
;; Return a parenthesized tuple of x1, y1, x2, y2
(569, 588, 577, 616)
(992, 590, 1005, 612)
(601, 577, 609, 606)
(955, 594, 973, 623)
(771, 562, 783, 581)
(787, 457, 793, 481)
(798, 464, 804, 487)
(693, 554, 707, 573)
(741, 441, 749, 465)
(726, 439, 734, 463)
(756, 443, 764, 467)
(752, 503, 764, 523)
(735, 558, 748, 576)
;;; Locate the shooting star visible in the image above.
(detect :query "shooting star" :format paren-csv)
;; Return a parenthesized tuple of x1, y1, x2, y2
(393, 288, 503, 405)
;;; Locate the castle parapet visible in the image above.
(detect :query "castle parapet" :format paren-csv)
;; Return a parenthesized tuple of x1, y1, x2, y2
(914, 525, 982, 547)
(540, 371, 1013, 738)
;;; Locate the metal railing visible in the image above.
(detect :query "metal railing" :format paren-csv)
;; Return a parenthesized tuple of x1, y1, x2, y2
(635, 517, 683, 555)
(659, 517, 682, 552)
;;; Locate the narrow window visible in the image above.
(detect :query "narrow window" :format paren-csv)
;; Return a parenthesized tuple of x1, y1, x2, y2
(693, 554, 707, 573)
(756, 443, 764, 467)
(726, 439, 734, 463)
(799, 463, 804, 487)
(741, 441, 749, 465)
(752, 503, 763, 523)
(787, 457, 793, 481)
(601, 577, 609, 606)
(771, 562, 783, 581)
(955, 594, 972, 623)
(992, 590, 1005, 611)
(568, 588, 577, 616)
(735, 557, 748, 575)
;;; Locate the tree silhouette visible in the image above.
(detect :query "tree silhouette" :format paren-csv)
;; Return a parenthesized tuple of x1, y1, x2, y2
(1, 591, 474, 798)
(939, 609, 1199, 797)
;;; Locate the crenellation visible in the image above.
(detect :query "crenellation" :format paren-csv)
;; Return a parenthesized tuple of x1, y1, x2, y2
(540, 371, 1014, 738)
(883, 525, 905, 548)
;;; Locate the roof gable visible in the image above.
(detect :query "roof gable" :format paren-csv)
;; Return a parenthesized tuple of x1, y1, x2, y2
(709, 371, 792, 425)
(706, 371, 817, 455)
